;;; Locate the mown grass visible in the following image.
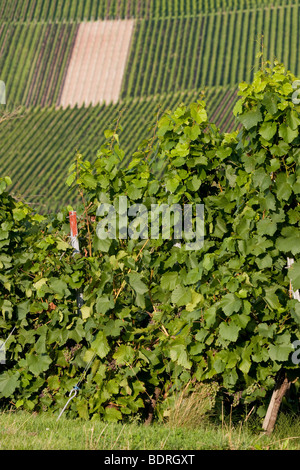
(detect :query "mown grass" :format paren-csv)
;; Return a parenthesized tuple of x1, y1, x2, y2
(0, 410, 300, 450)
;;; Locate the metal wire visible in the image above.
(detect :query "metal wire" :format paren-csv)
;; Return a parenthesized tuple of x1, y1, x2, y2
(56, 352, 97, 421)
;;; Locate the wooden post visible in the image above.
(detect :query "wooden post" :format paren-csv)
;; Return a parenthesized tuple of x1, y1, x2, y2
(69, 211, 83, 313)
(262, 370, 291, 435)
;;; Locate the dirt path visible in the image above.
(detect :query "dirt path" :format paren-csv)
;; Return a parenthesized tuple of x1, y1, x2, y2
(59, 19, 135, 108)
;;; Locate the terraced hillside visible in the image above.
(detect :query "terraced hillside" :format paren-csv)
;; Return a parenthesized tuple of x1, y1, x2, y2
(0, 0, 299, 212)
(1, 2, 299, 107)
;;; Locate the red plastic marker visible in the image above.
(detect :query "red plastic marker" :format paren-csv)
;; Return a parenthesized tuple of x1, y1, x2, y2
(69, 211, 83, 312)
(69, 210, 79, 253)
(69, 210, 78, 237)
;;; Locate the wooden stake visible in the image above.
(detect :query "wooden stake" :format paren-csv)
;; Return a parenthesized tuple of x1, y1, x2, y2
(262, 370, 291, 435)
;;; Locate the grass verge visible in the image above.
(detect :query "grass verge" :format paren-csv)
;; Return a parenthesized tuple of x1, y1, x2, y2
(0, 410, 300, 450)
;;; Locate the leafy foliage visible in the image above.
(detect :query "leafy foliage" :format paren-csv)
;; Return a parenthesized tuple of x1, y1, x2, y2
(1, 61, 300, 422)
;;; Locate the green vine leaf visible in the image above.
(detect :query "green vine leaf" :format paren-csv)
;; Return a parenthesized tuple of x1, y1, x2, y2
(219, 321, 241, 342)
(91, 331, 110, 359)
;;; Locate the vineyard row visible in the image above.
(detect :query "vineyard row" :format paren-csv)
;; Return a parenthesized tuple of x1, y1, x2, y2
(0, 21, 78, 107)
(0, 86, 237, 212)
(0, 0, 297, 22)
(122, 3, 300, 97)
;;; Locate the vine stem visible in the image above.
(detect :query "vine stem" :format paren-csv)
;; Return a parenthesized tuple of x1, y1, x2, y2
(114, 239, 150, 301)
